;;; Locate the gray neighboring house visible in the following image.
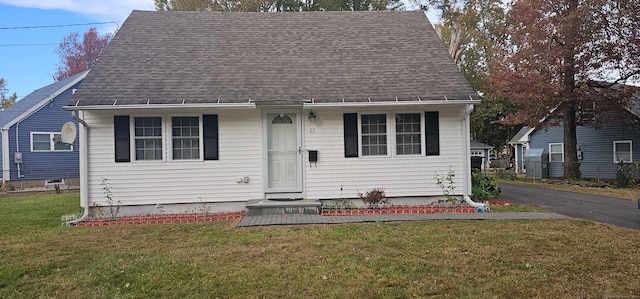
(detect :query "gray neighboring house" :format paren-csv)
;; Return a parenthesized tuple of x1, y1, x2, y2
(470, 139, 492, 170)
(67, 11, 481, 217)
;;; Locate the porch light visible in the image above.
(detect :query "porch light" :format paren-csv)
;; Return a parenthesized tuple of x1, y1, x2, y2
(308, 111, 317, 123)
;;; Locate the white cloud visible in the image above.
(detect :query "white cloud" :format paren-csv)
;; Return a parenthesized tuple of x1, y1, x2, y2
(0, 0, 154, 22)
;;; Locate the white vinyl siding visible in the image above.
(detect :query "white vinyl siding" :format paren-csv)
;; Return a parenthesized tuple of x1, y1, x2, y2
(30, 132, 72, 152)
(305, 107, 465, 200)
(549, 143, 563, 162)
(614, 140, 632, 163)
(84, 109, 263, 206)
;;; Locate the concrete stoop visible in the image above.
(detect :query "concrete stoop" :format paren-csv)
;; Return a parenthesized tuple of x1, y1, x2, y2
(245, 199, 321, 216)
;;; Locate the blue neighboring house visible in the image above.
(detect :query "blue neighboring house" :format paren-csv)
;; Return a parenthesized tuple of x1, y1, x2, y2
(0, 71, 87, 188)
(508, 107, 640, 179)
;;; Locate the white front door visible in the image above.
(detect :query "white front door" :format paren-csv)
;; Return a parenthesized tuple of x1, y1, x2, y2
(266, 112, 302, 192)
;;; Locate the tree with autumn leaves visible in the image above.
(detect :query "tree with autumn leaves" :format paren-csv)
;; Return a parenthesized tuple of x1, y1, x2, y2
(154, 0, 402, 12)
(488, 0, 640, 178)
(426, 0, 639, 178)
(0, 78, 17, 110)
(53, 27, 112, 81)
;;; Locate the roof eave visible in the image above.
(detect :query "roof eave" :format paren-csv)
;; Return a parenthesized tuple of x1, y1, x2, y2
(303, 99, 478, 108)
(63, 103, 257, 111)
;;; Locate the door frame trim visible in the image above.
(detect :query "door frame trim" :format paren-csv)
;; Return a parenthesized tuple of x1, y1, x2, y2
(262, 109, 303, 193)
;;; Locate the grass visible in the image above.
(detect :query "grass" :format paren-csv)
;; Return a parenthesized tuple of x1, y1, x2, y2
(2, 191, 640, 298)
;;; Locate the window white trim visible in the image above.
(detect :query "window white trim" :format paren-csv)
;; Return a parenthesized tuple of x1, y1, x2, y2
(549, 143, 563, 162)
(30, 132, 73, 152)
(358, 113, 390, 157)
(356, 111, 425, 157)
(168, 115, 204, 162)
(394, 112, 423, 156)
(131, 115, 166, 162)
(613, 140, 632, 163)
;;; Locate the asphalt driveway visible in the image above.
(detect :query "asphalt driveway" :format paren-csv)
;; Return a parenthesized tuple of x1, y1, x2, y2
(500, 182, 640, 229)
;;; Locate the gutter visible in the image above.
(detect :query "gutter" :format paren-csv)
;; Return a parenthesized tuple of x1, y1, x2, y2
(67, 110, 90, 225)
(304, 100, 478, 109)
(63, 103, 256, 111)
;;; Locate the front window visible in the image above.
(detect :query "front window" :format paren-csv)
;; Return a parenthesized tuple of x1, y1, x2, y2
(395, 113, 421, 155)
(134, 117, 163, 160)
(361, 114, 387, 156)
(549, 143, 563, 162)
(614, 141, 632, 163)
(31, 132, 72, 152)
(172, 116, 200, 160)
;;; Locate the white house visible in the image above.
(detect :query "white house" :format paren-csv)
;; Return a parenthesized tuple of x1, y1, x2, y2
(66, 11, 480, 218)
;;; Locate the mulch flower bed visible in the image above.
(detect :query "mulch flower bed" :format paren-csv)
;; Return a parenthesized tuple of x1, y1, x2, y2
(73, 211, 246, 227)
(321, 205, 479, 216)
(487, 199, 513, 206)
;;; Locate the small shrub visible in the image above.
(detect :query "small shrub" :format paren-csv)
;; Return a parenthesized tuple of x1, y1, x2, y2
(358, 188, 388, 208)
(471, 169, 501, 200)
(325, 198, 355, 211)
(615, 162, 640, 188)
(2, 182, 14, 192)
(434, 166, 458, 204)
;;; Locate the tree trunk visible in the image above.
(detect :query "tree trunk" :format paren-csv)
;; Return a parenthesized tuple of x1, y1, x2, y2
(562, 0, 580, 179)
(563, 103, 580, 178)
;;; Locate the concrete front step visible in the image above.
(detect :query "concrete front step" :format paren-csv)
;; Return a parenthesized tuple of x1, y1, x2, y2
(245, 199, 321, 216)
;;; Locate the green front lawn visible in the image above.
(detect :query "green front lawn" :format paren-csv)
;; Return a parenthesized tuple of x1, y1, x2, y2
(1, 191, 639, 298)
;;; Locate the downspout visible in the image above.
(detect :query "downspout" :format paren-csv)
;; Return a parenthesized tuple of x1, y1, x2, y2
(68, 110, 90, 225)
(1, 128, 9, 183)
(460, 104, 487, 211)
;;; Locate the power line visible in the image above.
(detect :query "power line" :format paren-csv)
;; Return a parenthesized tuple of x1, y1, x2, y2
(0, 21, 119, 30)
(0, 43, 58, 47)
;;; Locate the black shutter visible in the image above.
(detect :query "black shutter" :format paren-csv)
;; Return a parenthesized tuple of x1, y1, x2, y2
(114, 115, 130, 162)
(203, 115, 219, 160)
(425, 111, 440, 156)
(344, 113, 359, 158)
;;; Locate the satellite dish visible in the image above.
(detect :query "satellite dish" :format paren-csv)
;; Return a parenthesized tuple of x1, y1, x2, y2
(60, 122, 77, 144)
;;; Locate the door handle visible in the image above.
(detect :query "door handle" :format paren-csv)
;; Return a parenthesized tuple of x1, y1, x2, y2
(298, 147, 302, 155)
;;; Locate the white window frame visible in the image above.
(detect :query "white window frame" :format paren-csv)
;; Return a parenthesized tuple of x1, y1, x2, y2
(394, 112, 424, 156)
(357, 112, 426, 157)
(30, 132, 73, 152)
(169, 115, 204, 161)
(549, 143, 564, 162)
(613, 140, 632, 163)
(359, 113, 390, 157)
(132, 115, 165, 162)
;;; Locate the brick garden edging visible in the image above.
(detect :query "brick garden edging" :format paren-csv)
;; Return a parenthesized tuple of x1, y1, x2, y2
(73, 211, 246, 227)
(321, 205, 478, 216)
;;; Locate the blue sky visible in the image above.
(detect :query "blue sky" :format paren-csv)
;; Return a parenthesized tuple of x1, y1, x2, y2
(0, 1, 435, 101)
(0, 0, 155, 100)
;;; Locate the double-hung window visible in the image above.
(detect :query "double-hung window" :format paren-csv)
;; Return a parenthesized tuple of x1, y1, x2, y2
(114, 114, 218, 163)
(614, 140, 632, 163)
(395, 113, 422, 155)
(361, 114, 387, 156)
(172, 116, 200, 160)
(549, 143, 563, 162)
(31, 132, 72, 152)
(134, 117, 163, 160)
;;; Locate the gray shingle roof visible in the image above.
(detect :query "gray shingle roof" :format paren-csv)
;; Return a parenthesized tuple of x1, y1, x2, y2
(71, 10, 477, 107)
(1, 71, 87, 128)
(470, 139, 492, 149)
(508, 126, 532, 144)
